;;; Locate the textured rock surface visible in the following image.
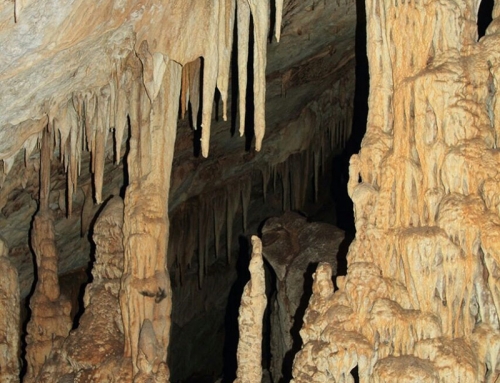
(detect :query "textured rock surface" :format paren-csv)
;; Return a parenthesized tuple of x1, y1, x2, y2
(0, 0, 356, 300)
(24, 131, 72, 383)
(0, 0, 357, 381)
(261, 212, 343, 382)
(0, 238, 20, 383)
(36, 197, 131, 382)
(292, 1, 500, 382)
(234, 236, 267, 383)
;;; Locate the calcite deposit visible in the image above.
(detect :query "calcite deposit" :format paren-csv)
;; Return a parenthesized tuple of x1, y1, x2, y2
(234, 236, 267, 383)
(24, 131, 72, 383)
(292, 1, 500, 382)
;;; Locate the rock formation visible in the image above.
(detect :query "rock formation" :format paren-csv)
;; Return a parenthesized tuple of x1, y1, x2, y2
(35, 197, 131, 382)
(261, 212, 344, 382)
(292, 1, 500, 382)
(24, 130, 72, 383)
(0, 237, 20, 383)
(234, 236, 267, 383)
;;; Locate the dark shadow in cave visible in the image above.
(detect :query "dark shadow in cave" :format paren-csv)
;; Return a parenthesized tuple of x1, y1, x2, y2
(478, 0, 494, 40)
(331, 0, 368, 237)
(19, 217, 40, 380)
(280, 261, 318, 383)
(221, 235, 251, 383)
(71, 195, 115, 330)
(190, 58, 204, 158)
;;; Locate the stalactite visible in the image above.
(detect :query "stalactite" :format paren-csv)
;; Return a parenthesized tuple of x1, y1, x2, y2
(274, 0, 284, 42)
(248, 0, 269, 151)
(217, 0, 236, 122)
(213, 191, 227, 258)
(200, 4, 219, 158)
(237, 0, 251, 138)
(227, 181, 241, 263)
(93, 85, 111, 204)
(114, 65, 131, 164)
(198, 197, 211, 287)
(261, 164, 270, 202)
(186, 59, 201, 129)
(240, 177, 252, 233)
(234, 236, 266, 383)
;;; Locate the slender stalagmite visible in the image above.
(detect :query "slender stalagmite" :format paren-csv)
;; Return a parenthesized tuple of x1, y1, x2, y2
(24, 128, 72, 383)
(234, 236, 267, 383)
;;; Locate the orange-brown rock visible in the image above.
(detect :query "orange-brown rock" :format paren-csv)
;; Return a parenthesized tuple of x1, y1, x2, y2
(0, 238, 20, 383)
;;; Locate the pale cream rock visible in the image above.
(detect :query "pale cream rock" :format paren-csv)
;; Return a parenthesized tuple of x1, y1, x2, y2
(234, 236, 267, 383)
(0, 238, 20, 383)
(291, 1, 500, 382)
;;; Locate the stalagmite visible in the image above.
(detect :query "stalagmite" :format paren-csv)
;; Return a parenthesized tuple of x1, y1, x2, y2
(34, 197, 131, 381)
(234, 236, 267, 383)
(24, 129, 72, 383)
(0, 238, 20, 383)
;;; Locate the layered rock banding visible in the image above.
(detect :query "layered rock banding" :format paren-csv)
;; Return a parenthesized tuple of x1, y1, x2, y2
(292, 0, 500, 382)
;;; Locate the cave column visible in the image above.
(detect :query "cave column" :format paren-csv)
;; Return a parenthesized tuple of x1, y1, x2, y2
(24, 128, 72, 383)
(119, 54, 181, 381)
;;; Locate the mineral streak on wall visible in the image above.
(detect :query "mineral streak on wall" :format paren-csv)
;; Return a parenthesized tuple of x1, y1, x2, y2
(292, 0, 500, 382)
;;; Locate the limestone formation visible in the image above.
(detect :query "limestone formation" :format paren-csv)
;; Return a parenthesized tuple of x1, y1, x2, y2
(0, 238, 20, 383)
(234, 236, 267, 383)
(261, 212, 343, 382)
(24, 130, 72, 383)
(35, 197, 131, 382)
(292, 1, 500, 382)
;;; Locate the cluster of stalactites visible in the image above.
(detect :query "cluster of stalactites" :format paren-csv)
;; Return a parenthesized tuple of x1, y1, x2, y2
(1, 0, 285, 215)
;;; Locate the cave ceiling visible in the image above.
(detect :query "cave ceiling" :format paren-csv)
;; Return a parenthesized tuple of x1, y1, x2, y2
(0, 0, 357, 297)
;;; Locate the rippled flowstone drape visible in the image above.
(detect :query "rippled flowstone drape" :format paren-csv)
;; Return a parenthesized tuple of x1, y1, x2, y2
(292, 1, 500, 382)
